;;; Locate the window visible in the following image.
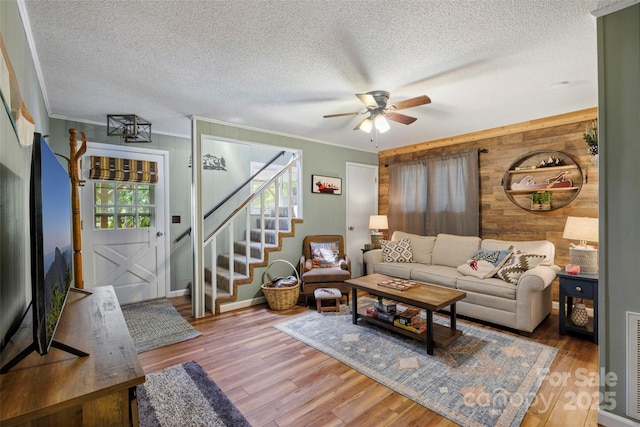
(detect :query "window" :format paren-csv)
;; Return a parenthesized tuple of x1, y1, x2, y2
(93, 182, 155, 229)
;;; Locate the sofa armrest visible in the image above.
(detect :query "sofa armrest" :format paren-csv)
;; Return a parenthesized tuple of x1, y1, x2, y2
(363, 249, 383, 275)
(517, 265, 558, 293)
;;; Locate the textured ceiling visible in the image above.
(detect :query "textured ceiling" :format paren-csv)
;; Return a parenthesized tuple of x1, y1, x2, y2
(21, 0, 622, 152)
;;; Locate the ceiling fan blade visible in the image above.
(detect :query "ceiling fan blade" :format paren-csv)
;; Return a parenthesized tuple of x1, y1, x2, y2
(385, 112, 417, 125)
(323, 111, 366, 118)
(388, 95, 431, 111)
(356, 93, 379, 109)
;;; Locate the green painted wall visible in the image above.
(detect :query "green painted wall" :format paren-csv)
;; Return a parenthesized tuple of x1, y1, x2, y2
(1, 0, 49, 346)
(47, 117, 377, 302)
(598, 3, 640, 423)
(193, 119, 379, 302)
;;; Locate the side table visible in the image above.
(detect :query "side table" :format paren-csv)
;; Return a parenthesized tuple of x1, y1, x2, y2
(558, 269, 598, 343)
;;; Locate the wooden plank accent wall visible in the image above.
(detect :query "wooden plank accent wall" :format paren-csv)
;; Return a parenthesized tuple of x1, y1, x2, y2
(377, 108, 598, 304)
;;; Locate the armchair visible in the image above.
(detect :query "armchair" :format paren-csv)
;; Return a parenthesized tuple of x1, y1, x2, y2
(300, 235, 352, 305)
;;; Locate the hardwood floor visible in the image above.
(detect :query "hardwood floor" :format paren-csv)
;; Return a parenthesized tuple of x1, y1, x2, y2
(138, 295, 600, 427)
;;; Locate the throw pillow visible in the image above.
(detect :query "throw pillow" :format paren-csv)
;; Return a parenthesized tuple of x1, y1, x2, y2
(457, 248, 513, 279)
(381, 238, 414, 263)
(310, 241, 340, 268)
(494, 248, 547, 284)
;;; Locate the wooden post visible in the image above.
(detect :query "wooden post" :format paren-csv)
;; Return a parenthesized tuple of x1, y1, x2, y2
(68, 129, 87, 289)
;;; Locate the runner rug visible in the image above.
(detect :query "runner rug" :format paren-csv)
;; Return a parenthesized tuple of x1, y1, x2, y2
(137, 361, 252, 427)
(274, 300, 557, 427)
(122, 299, 201, 353)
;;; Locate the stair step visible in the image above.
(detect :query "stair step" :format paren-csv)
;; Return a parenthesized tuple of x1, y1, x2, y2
(250, 229, 278, 244)
(258, 217, 291, 231)
(234, 241, 277, 259)
(217, 253, 262, 275)
(204, 282, 231, 312)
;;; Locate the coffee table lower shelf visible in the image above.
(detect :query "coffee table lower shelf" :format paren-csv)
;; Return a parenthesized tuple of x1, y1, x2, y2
(356, 306, 462, 350)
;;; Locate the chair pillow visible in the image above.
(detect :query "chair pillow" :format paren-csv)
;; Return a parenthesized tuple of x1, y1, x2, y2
(310, 241, 340, 268)
(381, 238, 414, 263)
(457, 248, 513, 279)
(494, 248, 547, 284)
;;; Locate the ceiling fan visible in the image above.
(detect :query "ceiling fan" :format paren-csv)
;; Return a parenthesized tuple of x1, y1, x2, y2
(323, 90, 431, 133)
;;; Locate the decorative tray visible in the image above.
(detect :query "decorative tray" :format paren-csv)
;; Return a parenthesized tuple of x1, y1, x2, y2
(377, 279, 419, 291)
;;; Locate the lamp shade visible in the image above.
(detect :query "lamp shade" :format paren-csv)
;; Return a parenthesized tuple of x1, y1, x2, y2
(562, 216, 598, 245)
(374, 115, 390, 133)
(357, 118, 373, 133)
(369, 215, 388, 230)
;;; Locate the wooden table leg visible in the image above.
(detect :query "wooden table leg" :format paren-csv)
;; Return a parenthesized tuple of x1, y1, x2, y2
(426, 309, 434, 355)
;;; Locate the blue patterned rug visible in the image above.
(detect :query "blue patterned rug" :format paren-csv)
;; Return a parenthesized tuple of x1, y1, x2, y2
(274, 300, 557, 427)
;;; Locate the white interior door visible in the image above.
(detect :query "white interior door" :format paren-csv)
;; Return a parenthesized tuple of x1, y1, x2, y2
(80, 143, 169, 305)
(346, 162, 379, 277)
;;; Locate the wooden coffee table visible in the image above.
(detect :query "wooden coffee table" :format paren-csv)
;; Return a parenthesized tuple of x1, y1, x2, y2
(346, 273, 466, 355)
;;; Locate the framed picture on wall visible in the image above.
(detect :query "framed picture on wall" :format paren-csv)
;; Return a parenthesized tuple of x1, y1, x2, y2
(311, 174, 342, 195)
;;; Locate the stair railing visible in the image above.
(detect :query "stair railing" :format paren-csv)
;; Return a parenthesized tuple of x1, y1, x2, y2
(201, 152, 301, 313)
(175, 150, 287, 243)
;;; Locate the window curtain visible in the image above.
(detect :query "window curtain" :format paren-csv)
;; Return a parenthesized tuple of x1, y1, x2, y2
(89, 156, 158, 183)
(388, 149, 479, 237)
(388, 161, 427, 235)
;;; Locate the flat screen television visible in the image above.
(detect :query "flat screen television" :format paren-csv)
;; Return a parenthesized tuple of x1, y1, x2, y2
(30, 133, 74, 354)
(1, 133, 87, 373)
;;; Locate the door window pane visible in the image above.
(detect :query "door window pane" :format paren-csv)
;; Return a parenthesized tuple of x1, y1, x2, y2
(94, 182, 155, 229)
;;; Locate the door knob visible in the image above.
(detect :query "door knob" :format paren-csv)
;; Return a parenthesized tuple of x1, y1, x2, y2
(349, 226, 355, 231)
(156, 231, 164, 237)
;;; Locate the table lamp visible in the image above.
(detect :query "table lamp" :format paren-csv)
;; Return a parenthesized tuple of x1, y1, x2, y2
(562, 216, 599, 274)
(369, 215, 388, 249)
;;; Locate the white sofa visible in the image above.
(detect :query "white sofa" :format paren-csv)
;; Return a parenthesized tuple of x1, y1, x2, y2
(363, 232, 560, 333)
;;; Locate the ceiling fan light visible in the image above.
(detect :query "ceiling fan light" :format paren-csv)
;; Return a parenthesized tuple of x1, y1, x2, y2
(375, 115, 390, 133)
(359, 118, 373, 133)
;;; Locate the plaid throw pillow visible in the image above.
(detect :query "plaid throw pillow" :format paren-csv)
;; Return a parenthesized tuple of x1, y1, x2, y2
(381, 238, 414, 263)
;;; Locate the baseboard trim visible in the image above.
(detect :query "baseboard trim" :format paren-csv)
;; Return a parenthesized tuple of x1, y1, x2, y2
(598, 410, 640, 427)
(220, 296, 267, 313)
(168, 289, 189, 298)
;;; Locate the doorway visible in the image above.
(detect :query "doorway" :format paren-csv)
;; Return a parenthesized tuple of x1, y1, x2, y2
(80, 143, 170, 304)
(346, 162, 379, 277)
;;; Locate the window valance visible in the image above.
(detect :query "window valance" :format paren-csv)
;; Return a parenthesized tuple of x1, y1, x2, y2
(89, 156, 158, 183)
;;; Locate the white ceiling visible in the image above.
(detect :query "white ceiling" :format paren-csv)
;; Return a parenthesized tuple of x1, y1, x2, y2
(20, 0, 622, 152)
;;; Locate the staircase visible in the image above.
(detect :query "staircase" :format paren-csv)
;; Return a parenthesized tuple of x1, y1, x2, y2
(190, 152, 302, 315)
(204, 208, 302, 313)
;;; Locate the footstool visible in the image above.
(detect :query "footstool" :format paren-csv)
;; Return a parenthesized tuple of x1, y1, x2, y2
(314, 288, 341, 313)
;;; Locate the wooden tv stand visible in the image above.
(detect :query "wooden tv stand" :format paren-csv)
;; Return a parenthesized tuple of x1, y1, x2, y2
(0, 286, 145, 426)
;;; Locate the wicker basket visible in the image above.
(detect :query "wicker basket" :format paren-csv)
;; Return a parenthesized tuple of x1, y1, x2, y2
(261, 259, 300, 310)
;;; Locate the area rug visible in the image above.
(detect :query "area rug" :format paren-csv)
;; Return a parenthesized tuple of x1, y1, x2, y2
(122, 299, 201, 353)
(137, 361, 252, 427)
(274, 300, 557, 427)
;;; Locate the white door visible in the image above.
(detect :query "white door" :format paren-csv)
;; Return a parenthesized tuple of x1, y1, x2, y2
(346, 162, 379, 277)
(80, 143, 169, 304)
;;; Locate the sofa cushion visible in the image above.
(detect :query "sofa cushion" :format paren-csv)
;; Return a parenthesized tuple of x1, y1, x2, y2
(410, 265, 460, 289)
(431, 234, 481, 268)
(381, 238, 414, 263)
(374, 262, 413, 279)
(456, 275, 518, 300)
(391, 232, 436, 264)
(302, 267, 351, 283)
(481, 239, 555, 266)
(310, 241, 340, 268)
(494, 249, 546, 284)
(457, 248, 513, 279)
